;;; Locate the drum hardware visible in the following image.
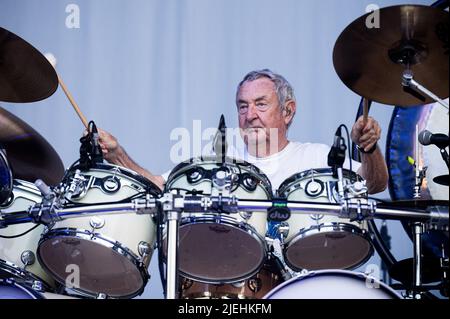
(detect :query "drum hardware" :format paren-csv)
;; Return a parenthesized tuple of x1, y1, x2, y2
(402, 70, 449, 110)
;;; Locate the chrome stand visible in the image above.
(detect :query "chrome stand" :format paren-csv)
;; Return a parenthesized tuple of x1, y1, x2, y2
(402, 70, 449, 110)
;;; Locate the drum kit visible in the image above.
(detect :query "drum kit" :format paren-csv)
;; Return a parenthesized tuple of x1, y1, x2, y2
(0, 4, 449, 299)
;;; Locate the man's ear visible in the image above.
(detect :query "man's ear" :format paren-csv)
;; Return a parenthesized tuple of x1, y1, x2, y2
(283, 100, 296, 124)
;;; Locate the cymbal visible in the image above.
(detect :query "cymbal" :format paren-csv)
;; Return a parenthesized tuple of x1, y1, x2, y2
(389, 257, 443, 285)
(0, 27, 58, 103)
(333, 5, 449, 107)
(0, 107, 64, 185)
(434, 175, 449, 186)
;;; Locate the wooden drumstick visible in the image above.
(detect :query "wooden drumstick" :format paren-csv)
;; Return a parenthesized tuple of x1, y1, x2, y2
(363, 97, 369, 123)
(58, 75, 89, 129)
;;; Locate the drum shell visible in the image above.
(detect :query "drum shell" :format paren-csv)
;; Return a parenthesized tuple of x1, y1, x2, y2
(277, 169, 373, 270)
(278, 170, 369, 243)
(0, 180, 55, 289)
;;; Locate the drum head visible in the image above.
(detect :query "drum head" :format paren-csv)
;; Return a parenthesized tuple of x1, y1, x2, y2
(178, 220, 266, 283)
(264, 270, 401, 299)
(38, 233, 146, 298)
(285, 226, 373, 270)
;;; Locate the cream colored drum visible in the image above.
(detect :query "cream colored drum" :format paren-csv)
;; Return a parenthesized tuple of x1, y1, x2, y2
(37, 163, 161, 299)
(277, 168, 373, 271)
(264, 270, 401, 299)
(0, 180, 55, 292)
(165, 157, 272, 284)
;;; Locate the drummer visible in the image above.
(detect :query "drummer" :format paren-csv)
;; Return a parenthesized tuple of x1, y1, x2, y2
(97, 69, 388, 194)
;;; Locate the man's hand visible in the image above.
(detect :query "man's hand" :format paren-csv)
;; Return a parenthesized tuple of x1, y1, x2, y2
(97, 128, 122, 163)
(351, 116, 381, 152)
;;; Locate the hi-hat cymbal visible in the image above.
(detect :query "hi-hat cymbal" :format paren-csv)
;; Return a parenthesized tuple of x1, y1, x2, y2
(0, 107, 64, 185)
(0, 27, 58, 103)
(333, 5, 449, 107)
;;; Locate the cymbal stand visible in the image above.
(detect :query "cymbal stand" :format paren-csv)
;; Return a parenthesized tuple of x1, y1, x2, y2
(409, 222, 424, 299)
(402, 70, 449, 110)
(161, 192, 181, 299)
(413, 125, 427, 199)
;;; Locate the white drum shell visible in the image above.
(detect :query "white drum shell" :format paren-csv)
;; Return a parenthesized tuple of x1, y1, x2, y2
(0, 180, 55, 288)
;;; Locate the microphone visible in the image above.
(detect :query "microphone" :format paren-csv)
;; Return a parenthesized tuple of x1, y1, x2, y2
(419, 130, 449, 149)
(213, 115, 227, 163)
(328, 126, 346, 170)
(90, 122, 104, 163)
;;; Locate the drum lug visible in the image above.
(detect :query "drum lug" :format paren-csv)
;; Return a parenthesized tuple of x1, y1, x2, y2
(247, 277, 262, 293)
(89, 216, 105, 229)
(138, 241, 153, 264)
(20, 250, 36, 266)
(239, 211, 252, 220)
(31, 280, 44, 292)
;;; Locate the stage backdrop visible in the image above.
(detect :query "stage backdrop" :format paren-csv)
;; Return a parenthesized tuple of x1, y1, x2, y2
(0, 0, 438, 298)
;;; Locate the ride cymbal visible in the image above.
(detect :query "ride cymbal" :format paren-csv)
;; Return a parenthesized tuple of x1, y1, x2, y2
(333, 5, 449, 106)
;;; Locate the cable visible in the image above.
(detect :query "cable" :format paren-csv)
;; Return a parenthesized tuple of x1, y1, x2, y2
(0, 224, 40, 238)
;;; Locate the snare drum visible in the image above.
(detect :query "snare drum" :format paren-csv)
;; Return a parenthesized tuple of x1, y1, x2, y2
(276, 168, 373, 271)
(264, 270, 401, 299)
(0, 180, 55, 292)
(36, 163, 161, 298)
(164, 157, 272, 284)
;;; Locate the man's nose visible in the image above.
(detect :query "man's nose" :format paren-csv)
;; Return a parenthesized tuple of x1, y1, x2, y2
(246, 104, 258, 121)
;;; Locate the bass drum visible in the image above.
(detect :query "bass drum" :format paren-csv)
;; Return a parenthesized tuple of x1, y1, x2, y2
(264, 270, 401, 299)
(386, 101, 449, 258)
(0, 180, 55, 292)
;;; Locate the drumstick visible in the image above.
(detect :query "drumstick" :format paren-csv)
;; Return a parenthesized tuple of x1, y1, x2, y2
(58, 75, 89, 129)
(363, 97, 369, 123)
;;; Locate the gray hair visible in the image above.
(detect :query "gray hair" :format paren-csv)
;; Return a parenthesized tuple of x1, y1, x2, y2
(236, 69, 296, 128)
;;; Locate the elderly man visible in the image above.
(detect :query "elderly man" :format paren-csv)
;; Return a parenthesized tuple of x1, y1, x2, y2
(97, 69, 388, 194)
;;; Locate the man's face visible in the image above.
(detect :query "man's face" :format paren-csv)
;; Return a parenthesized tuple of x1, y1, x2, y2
(237, 78, 287, 149)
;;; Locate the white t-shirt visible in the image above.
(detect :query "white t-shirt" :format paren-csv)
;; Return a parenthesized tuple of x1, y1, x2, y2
(162, 141, 361, 193)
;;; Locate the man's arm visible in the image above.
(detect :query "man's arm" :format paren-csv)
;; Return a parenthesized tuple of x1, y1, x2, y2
(97, 129, 165, 191)
(352, 116, 389, 194)
(357, 145, 388, 194)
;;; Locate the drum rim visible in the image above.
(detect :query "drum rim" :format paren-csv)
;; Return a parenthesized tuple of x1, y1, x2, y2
(0, 278, 43, 299)
(283, 222, 374, 271)
(263, 269, 402, 299)
(277, 168, 361, 197)
(0, 149, 13, 205)
(0, 259, 54, 292)
(176, 215, 268, 284)
(37, 227, 149, 299)
(164, 156, 273, 197)
(65, 162, 162, 197)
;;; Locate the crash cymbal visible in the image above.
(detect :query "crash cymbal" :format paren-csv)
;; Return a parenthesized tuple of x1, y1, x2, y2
(389, 257, 443, 285)
(0, 27, 58, 103)
(333, 5, 449, 106)
(0, 107, 64, 185)
(434, 175, 449, 186)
